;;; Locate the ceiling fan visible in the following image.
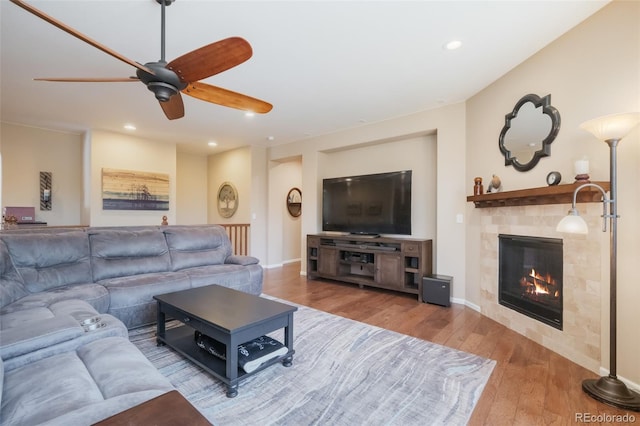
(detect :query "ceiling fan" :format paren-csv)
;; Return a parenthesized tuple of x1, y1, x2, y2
(10, 0, 273, 120)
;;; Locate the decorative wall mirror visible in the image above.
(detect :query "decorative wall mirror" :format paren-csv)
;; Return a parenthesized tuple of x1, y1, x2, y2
(286, 187, 302, 217)
(499, 93, 561, 172)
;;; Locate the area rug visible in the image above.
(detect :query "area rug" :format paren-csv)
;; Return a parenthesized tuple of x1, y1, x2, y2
(130, 299, 495, 425)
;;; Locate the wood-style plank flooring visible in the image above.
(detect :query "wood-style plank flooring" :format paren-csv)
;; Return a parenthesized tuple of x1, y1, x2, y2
(263, 262, 635, 425)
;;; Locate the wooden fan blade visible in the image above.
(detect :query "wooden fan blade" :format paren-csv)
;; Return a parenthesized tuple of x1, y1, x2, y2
(34, 77, 139, 82)
(167, 37, 252, 84)
(159, 93, 185, 120)
(10, 0, 154, 75)
(183, 82, 272, 114)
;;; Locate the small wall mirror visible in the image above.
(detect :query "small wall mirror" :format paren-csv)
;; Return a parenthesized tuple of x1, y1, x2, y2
(499, 93, 561, 172)
(286, 187, 302, 217)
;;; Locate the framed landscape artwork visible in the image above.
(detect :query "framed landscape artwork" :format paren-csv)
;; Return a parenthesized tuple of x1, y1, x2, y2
(102, 168, 169, 211)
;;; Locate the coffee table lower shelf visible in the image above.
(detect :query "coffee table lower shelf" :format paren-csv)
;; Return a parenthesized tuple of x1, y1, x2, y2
(157, 326, 294, 396)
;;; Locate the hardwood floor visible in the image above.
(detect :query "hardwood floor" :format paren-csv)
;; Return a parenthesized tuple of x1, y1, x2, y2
(263, 262, 635, 425)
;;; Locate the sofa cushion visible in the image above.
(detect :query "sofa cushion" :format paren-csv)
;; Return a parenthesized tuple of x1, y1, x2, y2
(0, 240, 28, 309)
(1, 336, 173, 425)
(0, 299, 106, 331)
(99, 271, 191, 328)
(182, 264, 249, 288)
(0, 314, 83, 360)
(89, 229, 172, 281)
(3, 314, 128, 372)
(164, 226, 232, 271)
(99, 272, 191, 310)
(0, 283, 110, 315)
(0, 299, 128, 371)
(226, 254, 260, 266)
(0, 231, 92, 293)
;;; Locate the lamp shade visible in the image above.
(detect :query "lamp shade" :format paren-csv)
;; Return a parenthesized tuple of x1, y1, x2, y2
(580, 112, 640, 142)
(556, 210, 589, 234)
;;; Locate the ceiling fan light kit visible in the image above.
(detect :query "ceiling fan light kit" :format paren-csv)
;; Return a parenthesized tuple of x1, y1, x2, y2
(10, 0, 272, 120)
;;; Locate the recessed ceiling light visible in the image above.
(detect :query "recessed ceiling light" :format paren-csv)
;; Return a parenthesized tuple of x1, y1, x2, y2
(267, 136, 275, 141)
(245, 111, 255, 118)
(123, 124, 136, 131)
(208, 141, 218, 147)
(444, 40, 462, 50)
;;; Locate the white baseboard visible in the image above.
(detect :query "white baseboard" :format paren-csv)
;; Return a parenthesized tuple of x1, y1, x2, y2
(464, 299, 481, 312)
(263, 263, 283, 269)
(448, 297, 481, 313)
(265, 258, 300, 269)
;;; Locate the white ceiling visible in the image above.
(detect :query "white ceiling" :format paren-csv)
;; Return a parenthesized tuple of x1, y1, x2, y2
(1, 0, 608, 155)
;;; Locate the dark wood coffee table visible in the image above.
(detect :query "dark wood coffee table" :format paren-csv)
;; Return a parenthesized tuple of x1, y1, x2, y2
(154, 285, 297, 398)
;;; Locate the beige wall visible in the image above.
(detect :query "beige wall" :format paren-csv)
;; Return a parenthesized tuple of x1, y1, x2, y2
(88, 130, 177, 227)
(317, 134, 437, 239)
(207, 146, 269, 262)
(466, 0, 639, 386)
(208, 147, 252, 225)
(1, 123, 84, 226)
(267, 157, 302, 266)
(269, 102, 467, 300)
(176, 151, 208, 225)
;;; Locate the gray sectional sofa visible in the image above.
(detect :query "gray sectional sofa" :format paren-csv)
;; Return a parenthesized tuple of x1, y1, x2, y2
(0, 224, 263, 425)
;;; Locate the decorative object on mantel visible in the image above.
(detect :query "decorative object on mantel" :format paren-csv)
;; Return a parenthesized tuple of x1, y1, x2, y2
(556, 111, 640, 411)
(473, 177, 483, 195)
(574, 157, 590, 183)
(161, 215, 168, 226)
(499, 93, 561, 172)
(286, 187, 302, 217)
(486, 174, 502, 193)
(40, 171, 52, 211)
(217, 182, 238, 218)
(546, 171, 561, 186)
(467, 182, 610, 208)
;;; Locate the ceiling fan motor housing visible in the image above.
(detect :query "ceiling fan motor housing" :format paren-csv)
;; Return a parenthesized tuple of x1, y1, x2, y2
(137, 61, 187, 102)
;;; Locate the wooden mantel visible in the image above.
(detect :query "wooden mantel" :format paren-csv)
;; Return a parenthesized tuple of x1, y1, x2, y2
(467, 181, 610, 208)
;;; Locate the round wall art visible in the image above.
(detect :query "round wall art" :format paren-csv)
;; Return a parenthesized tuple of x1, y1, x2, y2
(217, 181, 238, 218)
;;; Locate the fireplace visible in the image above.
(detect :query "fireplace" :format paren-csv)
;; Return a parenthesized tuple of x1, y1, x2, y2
(498, 234, 563, 330)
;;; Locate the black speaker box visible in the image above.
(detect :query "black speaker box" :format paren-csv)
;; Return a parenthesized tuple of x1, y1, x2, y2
(422, 275, 452, 307)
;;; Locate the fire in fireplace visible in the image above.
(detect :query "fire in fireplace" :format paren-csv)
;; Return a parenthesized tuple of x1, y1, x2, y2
(498, 234, 563, 330)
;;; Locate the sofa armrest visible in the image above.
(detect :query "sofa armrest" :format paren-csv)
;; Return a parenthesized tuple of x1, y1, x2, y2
(225, 255, 259, 266)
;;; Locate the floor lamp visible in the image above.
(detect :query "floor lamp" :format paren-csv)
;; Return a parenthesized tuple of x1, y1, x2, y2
(556, 112, 640, 411)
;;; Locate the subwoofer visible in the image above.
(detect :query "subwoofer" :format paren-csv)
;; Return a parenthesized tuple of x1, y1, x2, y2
(422, 275, 452, 307)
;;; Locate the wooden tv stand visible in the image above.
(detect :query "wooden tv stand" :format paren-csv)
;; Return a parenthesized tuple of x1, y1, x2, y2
(306, 234, 432, 301)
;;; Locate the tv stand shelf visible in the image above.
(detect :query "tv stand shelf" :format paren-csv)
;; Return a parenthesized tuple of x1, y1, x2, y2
(307, 234, 432, 301)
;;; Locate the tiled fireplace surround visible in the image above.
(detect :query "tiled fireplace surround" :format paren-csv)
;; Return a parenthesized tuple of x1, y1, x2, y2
(477, 202, 606, 373)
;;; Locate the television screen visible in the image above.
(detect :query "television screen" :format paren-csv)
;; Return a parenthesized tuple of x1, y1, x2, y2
(322, 170, 412, 235)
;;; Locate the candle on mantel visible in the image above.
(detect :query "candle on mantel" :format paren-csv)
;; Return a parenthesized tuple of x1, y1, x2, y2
(574, 158, 590, 182)
(575, 159, 589, 175)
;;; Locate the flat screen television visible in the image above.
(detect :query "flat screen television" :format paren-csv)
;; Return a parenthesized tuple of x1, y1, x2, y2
(322, 170, 412, 235)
